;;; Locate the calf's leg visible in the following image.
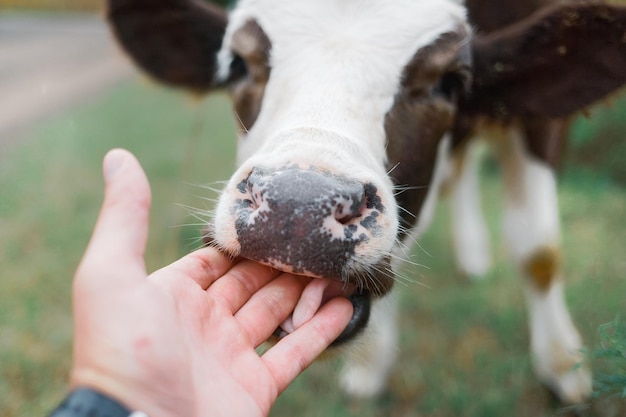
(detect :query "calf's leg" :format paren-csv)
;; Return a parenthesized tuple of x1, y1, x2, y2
(492, 124, 591, 404)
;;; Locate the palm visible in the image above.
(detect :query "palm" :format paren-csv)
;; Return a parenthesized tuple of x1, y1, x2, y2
(150, 255, 306, 417)
(70, 149, 351, 417)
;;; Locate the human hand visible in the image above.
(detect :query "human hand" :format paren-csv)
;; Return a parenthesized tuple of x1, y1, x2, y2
(70, 149, 353, 417)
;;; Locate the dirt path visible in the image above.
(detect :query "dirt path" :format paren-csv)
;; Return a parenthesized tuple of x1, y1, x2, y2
(0, 12, 135, 149)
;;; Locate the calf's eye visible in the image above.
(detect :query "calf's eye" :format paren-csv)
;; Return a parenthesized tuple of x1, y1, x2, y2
(434, 68, 471, 101)
(228, 53, 248, 81)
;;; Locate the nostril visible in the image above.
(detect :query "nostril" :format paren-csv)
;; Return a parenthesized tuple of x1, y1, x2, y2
(334, 194, 367, 225)
(335, 211, 356, 225)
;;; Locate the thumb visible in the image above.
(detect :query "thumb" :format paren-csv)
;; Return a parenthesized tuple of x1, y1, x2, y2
(77, 149, 152, 281)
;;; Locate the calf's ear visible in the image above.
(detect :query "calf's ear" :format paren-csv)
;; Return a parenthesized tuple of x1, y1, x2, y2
(106, 0, 228, 92)
(466, 3, 626, 119)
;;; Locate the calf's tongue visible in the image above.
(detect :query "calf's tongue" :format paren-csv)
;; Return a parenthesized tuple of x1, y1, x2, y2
(293, 279, 349, 328)
(278, 278, 371, 346)
(280, 278, 351, 332)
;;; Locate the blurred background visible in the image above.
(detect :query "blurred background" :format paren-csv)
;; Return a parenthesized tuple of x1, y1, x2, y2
(1, 1, 624, 416)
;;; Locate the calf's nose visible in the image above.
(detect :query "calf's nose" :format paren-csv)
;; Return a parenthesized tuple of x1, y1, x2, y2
(233, 167, 373, 279)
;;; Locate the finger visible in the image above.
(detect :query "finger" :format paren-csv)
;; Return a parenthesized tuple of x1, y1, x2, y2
(234, 273, 310, 347)
(206, 260, 283, 313)
(150, 246, 234, 290)
(77, 149, 151, 282)
(261, 297, 352, 394)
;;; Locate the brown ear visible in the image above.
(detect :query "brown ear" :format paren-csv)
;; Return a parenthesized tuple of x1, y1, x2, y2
(465, 2, 626, 119)
(106, 0, 228, 92)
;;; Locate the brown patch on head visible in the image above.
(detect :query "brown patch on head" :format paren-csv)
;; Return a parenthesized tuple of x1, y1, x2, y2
(229, 19, 272, 131)
(524, 246, 561, 291)
(385, 28, 471, 231)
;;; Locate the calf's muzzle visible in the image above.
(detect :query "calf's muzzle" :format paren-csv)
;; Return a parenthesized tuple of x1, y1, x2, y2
(232, 167, 388, 282)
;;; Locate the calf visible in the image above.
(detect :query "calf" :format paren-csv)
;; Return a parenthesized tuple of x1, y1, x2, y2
(106, 0, 626, 405)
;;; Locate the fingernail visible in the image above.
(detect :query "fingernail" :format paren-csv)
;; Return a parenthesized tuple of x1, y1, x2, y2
(103, 149, 126, 182)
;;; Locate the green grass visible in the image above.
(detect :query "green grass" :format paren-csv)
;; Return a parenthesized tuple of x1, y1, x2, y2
(1, 79, 624, 417)
(592, 317, 626, 400)
(569, 92, 626, 186)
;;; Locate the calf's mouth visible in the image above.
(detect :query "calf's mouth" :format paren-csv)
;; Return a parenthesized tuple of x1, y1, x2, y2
(204, 221, 390, 345)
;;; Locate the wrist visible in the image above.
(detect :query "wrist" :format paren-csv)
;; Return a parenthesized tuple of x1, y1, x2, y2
(48, 387, 147, 417)
(70, 368, 187, 417)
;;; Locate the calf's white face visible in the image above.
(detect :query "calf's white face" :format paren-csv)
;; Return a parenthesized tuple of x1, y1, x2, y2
(107, 0, 471, 343)
(212, 0, 469, 292)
